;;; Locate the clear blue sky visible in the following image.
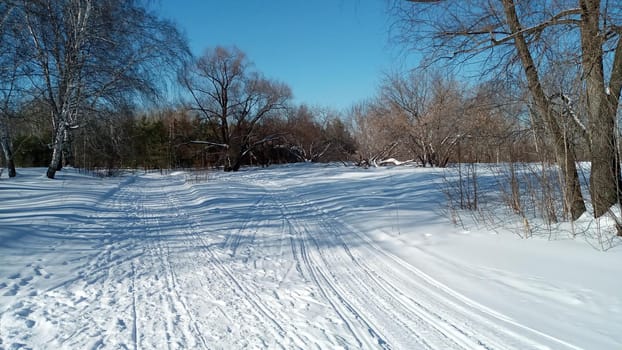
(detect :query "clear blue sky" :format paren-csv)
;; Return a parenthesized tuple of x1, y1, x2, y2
(157, 1, 405, 111)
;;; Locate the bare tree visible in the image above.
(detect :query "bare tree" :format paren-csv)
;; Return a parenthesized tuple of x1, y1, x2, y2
(282, 105, 354, 163)
(381, 70, 469, 167)
(577, 0, 622, 220)
(462, 80, 527, 163)
(14, 0, 188, 178)
(391, 0, 622, 221)
(0, 59, 18, 178)
(0, 1, 22, 177)
(182, 46, 292, 171)
(350, 100, 411, 167)
(284, 105, 328, 162)
(502, 0, 586, 220)
(322, 113, 357, 162)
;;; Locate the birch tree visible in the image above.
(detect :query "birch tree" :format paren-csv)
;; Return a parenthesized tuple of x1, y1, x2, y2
(392, 0, 622, 221)
(0, 55, 18, 178)
(16, 0, 187, 178)
(0, 1, 22, 177)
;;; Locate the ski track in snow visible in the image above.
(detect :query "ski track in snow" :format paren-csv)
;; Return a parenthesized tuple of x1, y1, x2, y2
(257, 179, 562, 350)
(0, 167, 598, 349)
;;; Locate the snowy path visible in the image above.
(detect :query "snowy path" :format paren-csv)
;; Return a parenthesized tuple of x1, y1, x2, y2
(1, 167, 619, 349)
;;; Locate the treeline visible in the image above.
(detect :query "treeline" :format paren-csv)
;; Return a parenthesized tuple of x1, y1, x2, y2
(350, 72, 540, 167)
(1, 52, 591, 174)
(6, 66, 549, 173)
(7, 103, 357, 170)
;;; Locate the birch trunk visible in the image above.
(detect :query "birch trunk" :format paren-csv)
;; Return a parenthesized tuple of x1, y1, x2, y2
(0, 122, 16, 177)
(1, 145, 16, 177)
(62, 127, 74, 167)
(47, 121, 66, 179)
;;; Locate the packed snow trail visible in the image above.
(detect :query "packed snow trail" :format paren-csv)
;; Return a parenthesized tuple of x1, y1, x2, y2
(0, 167, 613, 349)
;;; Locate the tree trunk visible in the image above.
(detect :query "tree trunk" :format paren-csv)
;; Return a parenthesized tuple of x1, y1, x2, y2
(228, 157, 242, 172)
(224, 142, 242, 172)
(555, 136, 586, 220)
(580, 0, 622, 217)
(0, 122, 16, 177)
(1, 144, 16, 178)
(62, 127, 74, 167)
(502, 0, 586, 220)
(47, 122, 66, 179)
(588, 101, 620, 217)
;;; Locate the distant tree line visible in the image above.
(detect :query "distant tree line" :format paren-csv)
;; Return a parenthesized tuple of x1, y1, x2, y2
(5, 100, 359, 171)
(349, 71, 533, 168)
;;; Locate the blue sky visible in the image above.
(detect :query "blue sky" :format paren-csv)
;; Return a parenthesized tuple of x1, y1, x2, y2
(157, 1, 406, 111)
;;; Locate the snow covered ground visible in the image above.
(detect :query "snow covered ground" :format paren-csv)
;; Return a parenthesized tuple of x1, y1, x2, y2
(1, 164, 620, 349)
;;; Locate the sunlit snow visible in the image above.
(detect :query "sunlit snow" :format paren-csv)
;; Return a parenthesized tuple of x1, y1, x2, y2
(1, 164, 620, 349)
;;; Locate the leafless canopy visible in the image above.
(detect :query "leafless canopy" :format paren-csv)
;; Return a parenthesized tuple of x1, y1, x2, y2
(181, 46, 292, 171)
(390, 0, 622, 221)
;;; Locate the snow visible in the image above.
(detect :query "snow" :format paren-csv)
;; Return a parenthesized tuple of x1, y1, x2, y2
(1, 164, 621, 349)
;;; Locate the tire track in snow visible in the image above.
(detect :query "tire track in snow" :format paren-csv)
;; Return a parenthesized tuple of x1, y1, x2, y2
(326, 213, 578, 349)
(231, 174, 426, 348)
(61, 179, 143, 349)
(263, 176, 579, 350)
(301, 195, 517, 348)
(297, 195, 491, 349)
(49, 174, 210, 349)
(18, 176, 150, 350)
(211, 176, 373, 348)
(161, 180, 297, 347)
(268, 186, 433, 349)
(259, 186, 376, 347)
(337, 217, 583, 350)
(130, 261, 139, 350)
(220, 194, 266, 259)
(133, 176, 210, 349)
(87, 173, 289, 348)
